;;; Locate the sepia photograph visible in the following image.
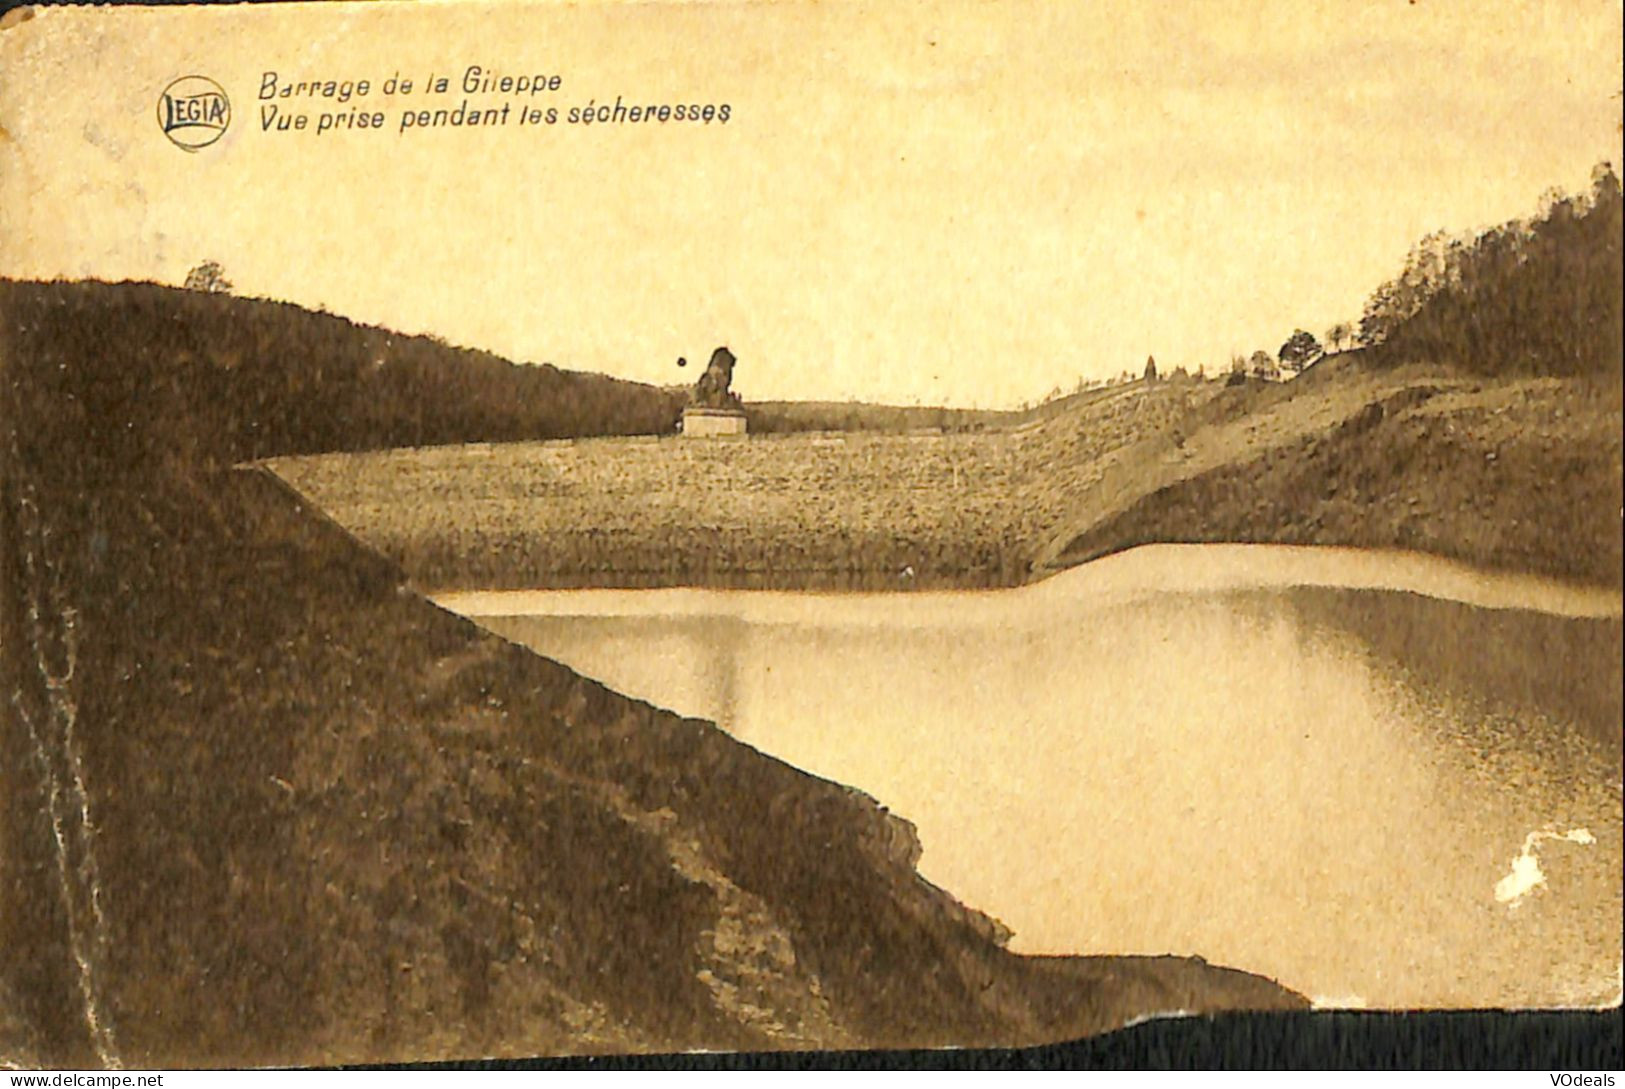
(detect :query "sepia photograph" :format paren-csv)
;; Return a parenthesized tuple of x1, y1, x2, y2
(0, 0, 1620, 1071)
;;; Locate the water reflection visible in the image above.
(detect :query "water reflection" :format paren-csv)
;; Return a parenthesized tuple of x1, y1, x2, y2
(443, 546, 1623, 1009)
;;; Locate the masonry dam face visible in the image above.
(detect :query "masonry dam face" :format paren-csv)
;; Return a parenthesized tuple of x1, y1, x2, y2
(437, 545, 1625, 1011)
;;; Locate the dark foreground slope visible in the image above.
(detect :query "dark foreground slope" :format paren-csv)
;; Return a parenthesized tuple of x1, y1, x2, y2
(0, 280, 1301, 1068)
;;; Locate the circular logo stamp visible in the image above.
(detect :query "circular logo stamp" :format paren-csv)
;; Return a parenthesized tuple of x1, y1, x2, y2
(157, 76, 231, 151)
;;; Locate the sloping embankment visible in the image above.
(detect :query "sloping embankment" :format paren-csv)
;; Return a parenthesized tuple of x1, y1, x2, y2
(0, 280, 1303, 1068)
(1051, 375, 1624, 589)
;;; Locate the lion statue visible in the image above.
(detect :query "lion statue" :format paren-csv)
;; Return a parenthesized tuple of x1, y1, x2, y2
(687, 346, 742, 410)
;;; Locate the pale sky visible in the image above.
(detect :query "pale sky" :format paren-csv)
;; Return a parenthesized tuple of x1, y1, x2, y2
(2, 0, 1620, 406)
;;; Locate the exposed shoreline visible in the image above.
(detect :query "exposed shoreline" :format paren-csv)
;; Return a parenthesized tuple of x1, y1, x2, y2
(431, 542, 1625, 620)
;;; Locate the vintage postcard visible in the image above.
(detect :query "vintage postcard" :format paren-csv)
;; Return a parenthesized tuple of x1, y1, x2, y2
(1, 0, 1620, 1070)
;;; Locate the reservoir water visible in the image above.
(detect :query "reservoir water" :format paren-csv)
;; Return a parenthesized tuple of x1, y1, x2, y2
(436, 545, 1624, 1009)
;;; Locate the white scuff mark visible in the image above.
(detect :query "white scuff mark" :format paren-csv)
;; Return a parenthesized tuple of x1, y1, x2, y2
(1118, 1008, 1194, 1031)
(10, 485, 122, 1069)
(1311, 994, 1368, 1009)
(1495, 827, 1596, 909)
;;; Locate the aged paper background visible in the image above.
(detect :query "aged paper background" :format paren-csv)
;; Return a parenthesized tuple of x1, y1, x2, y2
(1, 0, 1621, 1070)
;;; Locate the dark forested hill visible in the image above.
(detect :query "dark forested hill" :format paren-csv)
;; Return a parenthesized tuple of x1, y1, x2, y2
(1360, 164, 1623, 379)
(3, 280, 684, 469)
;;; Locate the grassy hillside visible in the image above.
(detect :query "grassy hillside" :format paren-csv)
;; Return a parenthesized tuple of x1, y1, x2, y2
(1052, 168, 1624, 587)
(1049, 166, 1625, 587)
(0, 279, 1301, 1068)
(1052, 372, 1623, 587)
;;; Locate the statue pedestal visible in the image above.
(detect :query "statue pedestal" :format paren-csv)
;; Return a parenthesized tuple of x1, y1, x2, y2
(681, 406, 748, 437)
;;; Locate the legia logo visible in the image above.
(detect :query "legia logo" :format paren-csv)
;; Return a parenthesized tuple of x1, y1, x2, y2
(157, 76, 231, 151)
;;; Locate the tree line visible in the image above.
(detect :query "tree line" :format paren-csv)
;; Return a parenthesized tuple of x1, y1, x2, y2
(1357, 162, 1622, 377)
